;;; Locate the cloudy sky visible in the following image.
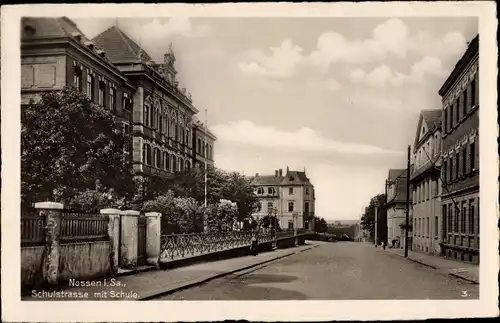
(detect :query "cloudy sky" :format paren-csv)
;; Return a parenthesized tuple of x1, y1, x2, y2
(73, 17, 478, 221)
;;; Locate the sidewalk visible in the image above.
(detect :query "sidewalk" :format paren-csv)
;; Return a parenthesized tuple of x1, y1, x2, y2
(23, 243, 318, 301)
(385, 248, 479, 284)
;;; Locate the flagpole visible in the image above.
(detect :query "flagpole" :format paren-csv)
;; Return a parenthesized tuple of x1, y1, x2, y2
(204, 109, 208, 208)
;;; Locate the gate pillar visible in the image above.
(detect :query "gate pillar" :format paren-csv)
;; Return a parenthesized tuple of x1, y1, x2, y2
(120, 210, 139, 269)
(145, 212, 162, 268)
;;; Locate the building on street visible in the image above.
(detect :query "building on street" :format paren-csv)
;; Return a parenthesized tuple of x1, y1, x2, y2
(410, 109, 444, 256)
(386, 169, 412, 249)
(192, 116, 216, 169)
(20, 17, 136, 159)
(250, 167, 315, 230)
(438, 34, 479, 264)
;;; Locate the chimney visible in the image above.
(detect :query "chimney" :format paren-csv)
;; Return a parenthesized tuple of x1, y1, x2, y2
(275, 170, 278, 176)
(279, 169, 283, 176)
(255, 173, 259, 177)
(286, 166, 289, 173)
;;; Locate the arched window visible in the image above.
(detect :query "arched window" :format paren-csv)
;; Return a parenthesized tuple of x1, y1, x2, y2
(142, 144, 147, 164)
(147, 145, 152, 165)
(156, 107, 160, 130)
(159, 114, 163, 133)
(185, 160, 190, 169)
(178, 157, 182, 171)
(164, 114, 168, 135)
(172, 155, 177, 171)
(163, 152, 170, 170)
(154, 148, 161, 168)
(144, 104, 150, 127)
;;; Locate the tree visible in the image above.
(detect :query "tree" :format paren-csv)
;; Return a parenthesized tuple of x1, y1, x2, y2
(21, 87, 133, 206)
(142, 190, 204, 234)
(205, 199, 238, 232)
(360, 193, 386, 241)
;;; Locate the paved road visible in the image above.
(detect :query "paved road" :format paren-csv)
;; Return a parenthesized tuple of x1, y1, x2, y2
(157, 241, 479, 300)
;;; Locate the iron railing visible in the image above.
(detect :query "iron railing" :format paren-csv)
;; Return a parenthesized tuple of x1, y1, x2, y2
(159, 229, 302, 262)
(60, 210, 109, 243)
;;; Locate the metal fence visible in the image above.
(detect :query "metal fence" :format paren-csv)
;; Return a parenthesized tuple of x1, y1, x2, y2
(60, 210, 109, 243)
(159, 229, 302, 261)
(21, 209, 109, 246)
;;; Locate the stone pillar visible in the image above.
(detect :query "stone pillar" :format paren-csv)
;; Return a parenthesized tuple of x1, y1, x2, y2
(100, 208, 121, 276)
(120, 210, 139, 269)
(145, 212, 162, 268)
(35, 201, 64, 286)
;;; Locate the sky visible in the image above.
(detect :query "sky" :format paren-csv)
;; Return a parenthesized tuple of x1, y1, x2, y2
(73, 17, 478, 221)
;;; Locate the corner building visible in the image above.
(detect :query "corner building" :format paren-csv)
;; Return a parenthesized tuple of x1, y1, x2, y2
(438, 35, 479, 264)
(20, 17, 135, 158)
(250, 167, 315, 230)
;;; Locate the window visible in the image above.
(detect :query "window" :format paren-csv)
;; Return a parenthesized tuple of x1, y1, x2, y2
(426, 217, 429, 236)
(174, 124, 179, 141)
(142, 144, 152, 165)
(448, 205, 453, 234)
(289, 187, 294, 195)
(98, 81, 105, 106)
(110, 88, 116, 112)
(443, 107, 448, 133)
(144, 105, 150, 127)
(304, 202, 310, 214)
(461, 201, 467, 233)
(450, 102, 454, 129)
(268, 187, 274, 195)
(186, 130, 190, 146)
(305, 188, 309, 195)
(461, 149, 467, 176)
(122, 93, 130, 111)
(172, 156, 177, 171)
(442, 205, 447, 235)
(198, 139, 201, 153)
(463, 88, 468, 116)
(159, 115, 163, 133)
(469, 199, 475, 234)
(156, 109, 160, 131)
(87, 73, 94, 100)
(454, 205, 459, 232)
(450, 156, 454, 181)
(73, 66, 82, 91)
(164, 152, 169, 170)
(179, 157, 184, 171)
(288, 202, 294, 212)
(434, 215, 438, 236)
(470, 142, 476, 170)
(288, 221, 294, 229)
(257, 187, 263, 195)
(267, 202, 273, 211)
(471, 78, 476, 107)
(455, 153, 460, 179)
(456, 96, 461, 122)
(443, 160, 448, 184)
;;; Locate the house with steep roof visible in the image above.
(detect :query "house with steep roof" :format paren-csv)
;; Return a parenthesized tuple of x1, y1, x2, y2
(250, 167, 316, 230)
(410, 109, 444, 256)
(386, 168, 412, 249)
(20, 17, 136, 155)
(92, 24, 216, 188)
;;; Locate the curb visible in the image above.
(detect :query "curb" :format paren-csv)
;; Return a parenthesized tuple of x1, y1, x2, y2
(385, 249, 478, 284)
(139, 245, 317, 300)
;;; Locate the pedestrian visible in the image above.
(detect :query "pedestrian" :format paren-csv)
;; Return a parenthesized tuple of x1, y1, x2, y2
(249, 233, 259, 256)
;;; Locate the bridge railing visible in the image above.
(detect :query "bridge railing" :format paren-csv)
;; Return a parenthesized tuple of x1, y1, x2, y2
(159, 229, 304, 262)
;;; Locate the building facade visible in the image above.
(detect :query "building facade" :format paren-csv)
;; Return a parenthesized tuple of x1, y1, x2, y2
(250, 167, 315, 230)
(386, 169, 412, 249)
(192, 117, 216, 169)
(438, 35, 479, 264)
(93, 25, 216, 189)
(410, 110, 444, 256)
(20, 17, 136, 157)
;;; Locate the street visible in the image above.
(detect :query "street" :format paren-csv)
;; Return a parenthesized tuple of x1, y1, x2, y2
(157, 241, 479, 300)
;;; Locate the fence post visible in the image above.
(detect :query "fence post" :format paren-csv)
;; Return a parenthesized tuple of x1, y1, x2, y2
(120, 210, 139, 269)
(35, 201, 64, 286)
(100, 208, 121, 276)
(145, 212, 161, 268)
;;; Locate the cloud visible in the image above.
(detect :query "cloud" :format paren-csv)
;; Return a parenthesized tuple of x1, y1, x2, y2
(240, 18, 468, 78)
(305, 77, 341, 92)
(211, 120, 402, 156)
(349, 56, 449, 87)
(238, 40, 304, 78)
(134, 17, 211, 40)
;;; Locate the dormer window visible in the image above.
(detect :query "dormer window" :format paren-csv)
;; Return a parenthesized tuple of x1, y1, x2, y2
(289, 176, 295, 181)
(24, 25, 36, 37)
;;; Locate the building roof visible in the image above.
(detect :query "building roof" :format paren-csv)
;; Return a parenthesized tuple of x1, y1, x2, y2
(280, 170, 312, 186)
(22, 17, 89, 41)
(388, 169, 407, 182)
(92, 25, 152, 63)
(250, 175, 284, 186)
(421, 109, 442, 131)
(439, 34, 479, 96)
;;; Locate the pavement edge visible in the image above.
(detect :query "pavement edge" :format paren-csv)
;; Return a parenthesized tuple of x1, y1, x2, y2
(139, 244, 318, 300)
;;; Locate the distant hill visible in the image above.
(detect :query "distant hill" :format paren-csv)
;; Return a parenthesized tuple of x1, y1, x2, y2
(327, 220, 360, 226)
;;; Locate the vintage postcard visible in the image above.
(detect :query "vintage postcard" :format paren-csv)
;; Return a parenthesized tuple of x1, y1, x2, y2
(1, 1, 498, 322)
